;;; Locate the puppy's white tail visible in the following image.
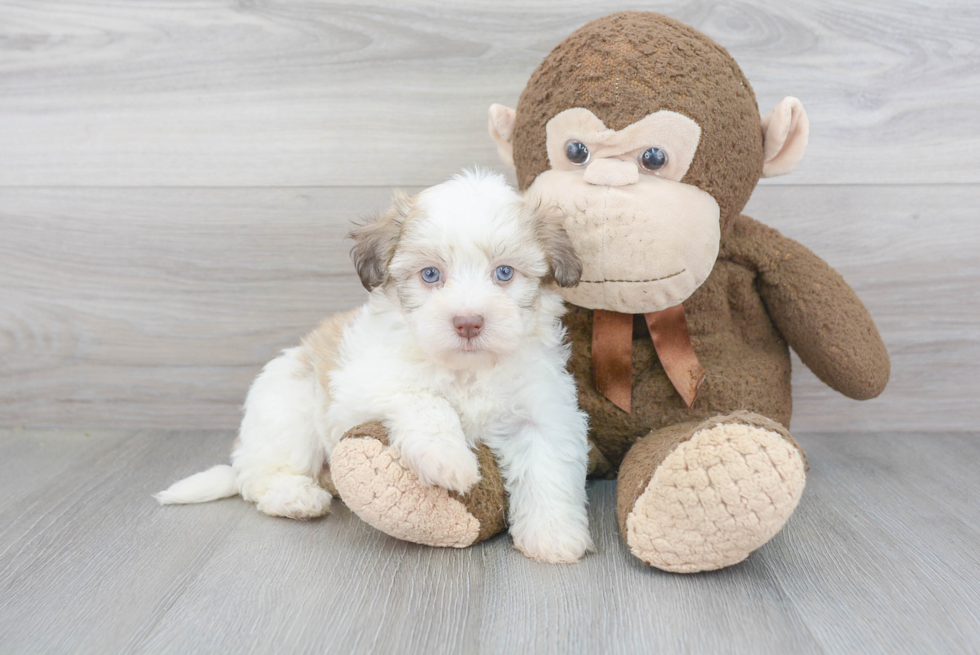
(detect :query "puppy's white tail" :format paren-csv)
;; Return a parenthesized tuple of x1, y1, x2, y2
(154, 465, 238, 505)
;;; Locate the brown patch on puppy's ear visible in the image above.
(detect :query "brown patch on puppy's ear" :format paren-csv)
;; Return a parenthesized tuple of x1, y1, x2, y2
(532, 203, 582, 288)
(349, 191, 411, 291)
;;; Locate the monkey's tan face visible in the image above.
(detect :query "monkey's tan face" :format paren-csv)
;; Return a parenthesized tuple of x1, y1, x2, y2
(525, 108, 721, 314)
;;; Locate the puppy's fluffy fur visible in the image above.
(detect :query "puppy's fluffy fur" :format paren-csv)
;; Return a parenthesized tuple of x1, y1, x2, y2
(156, 171, 593, 563)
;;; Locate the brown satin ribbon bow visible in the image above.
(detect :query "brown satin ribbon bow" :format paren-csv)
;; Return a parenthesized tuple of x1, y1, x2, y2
(591, 305, 706, 413)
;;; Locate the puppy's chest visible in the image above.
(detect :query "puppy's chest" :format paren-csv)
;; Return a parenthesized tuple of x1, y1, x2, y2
(442, 374, 510, 438)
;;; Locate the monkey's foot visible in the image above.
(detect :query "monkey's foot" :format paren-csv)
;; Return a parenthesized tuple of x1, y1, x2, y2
(619, 413, 806, 573)
(331, 422, 508, 548)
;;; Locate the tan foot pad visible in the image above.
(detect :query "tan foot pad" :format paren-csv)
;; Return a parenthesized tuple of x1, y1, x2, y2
(331, 437, 481, 548)
(626, 422, 806, 573)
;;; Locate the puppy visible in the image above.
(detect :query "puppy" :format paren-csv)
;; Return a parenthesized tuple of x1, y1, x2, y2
(156, 170, 594, 563)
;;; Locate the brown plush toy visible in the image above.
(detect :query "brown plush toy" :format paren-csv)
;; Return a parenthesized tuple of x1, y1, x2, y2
(330, 11, 890, 572)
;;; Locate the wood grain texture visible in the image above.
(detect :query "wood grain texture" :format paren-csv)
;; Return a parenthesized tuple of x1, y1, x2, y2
(767, 434, 980, 653)
(0, 429, 252, 654)
(0, 428, 978, 654)
(2, 184, 977, 432)
(0, 0, 978, 186)
(0, 186, 374, 428)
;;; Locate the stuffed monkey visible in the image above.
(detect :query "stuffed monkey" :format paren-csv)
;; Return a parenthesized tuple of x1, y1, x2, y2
(330, 12, 889, 572)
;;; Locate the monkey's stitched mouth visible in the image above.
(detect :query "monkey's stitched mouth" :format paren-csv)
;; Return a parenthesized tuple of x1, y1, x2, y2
(579, 269, 685, 284)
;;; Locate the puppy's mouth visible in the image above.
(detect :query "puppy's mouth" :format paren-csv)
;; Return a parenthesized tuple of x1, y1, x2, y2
(454, 336, 485, 353)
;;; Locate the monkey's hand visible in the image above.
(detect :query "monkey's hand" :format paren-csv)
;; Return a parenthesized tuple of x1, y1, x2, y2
(331, 422, 508, 549)
(727, 215, 890, 400)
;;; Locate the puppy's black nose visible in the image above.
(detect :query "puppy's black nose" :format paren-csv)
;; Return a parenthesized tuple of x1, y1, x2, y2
(453, 315, 484, 339)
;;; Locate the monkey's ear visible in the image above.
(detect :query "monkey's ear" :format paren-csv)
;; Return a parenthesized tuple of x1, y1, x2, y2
(349, 192, 410, 291)
(488, 104, 517, 169)
(532, 205, 582, 288)
(761, 97, 809, 178)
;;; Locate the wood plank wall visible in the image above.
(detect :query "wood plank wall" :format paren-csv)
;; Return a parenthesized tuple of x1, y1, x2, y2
(1, 0, 978, 432)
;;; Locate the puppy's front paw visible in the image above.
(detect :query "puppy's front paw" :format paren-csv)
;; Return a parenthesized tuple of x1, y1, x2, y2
(401, 440, 481, 494)
(513, 522, 595, 564)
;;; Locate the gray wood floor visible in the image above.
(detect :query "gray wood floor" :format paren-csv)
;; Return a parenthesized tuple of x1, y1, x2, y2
(1, 428, 978, 654)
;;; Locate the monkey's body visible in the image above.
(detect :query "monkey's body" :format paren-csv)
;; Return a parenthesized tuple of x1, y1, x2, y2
(575, 213, 888, 470)
(330, 12, 889, 572)
(571, 255, 793, 471)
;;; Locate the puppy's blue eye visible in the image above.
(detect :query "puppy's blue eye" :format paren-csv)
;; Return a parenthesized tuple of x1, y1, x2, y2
(421, 267, 441, 284)
(494, 265, 514, 282)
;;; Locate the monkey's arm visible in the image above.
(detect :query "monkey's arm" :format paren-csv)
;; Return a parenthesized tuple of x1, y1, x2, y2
(726, 215, 890, 400)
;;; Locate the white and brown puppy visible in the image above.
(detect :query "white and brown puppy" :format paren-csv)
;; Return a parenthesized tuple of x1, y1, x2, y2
(156, 170, 594, 563)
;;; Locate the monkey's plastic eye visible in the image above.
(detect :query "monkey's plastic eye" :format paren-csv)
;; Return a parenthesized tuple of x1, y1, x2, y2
(639, 147, 668, 172)
(421, 267, 441, 284)
(565, 141, 590, 165)
(493, 265, 514, 282)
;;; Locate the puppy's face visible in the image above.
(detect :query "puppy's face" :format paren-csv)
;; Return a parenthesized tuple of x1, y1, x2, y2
(350, 171, 581, 369)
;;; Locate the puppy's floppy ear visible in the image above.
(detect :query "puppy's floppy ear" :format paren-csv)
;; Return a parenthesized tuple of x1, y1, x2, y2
(530, 202, 582, 288)
(349, 190, 411, 291)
